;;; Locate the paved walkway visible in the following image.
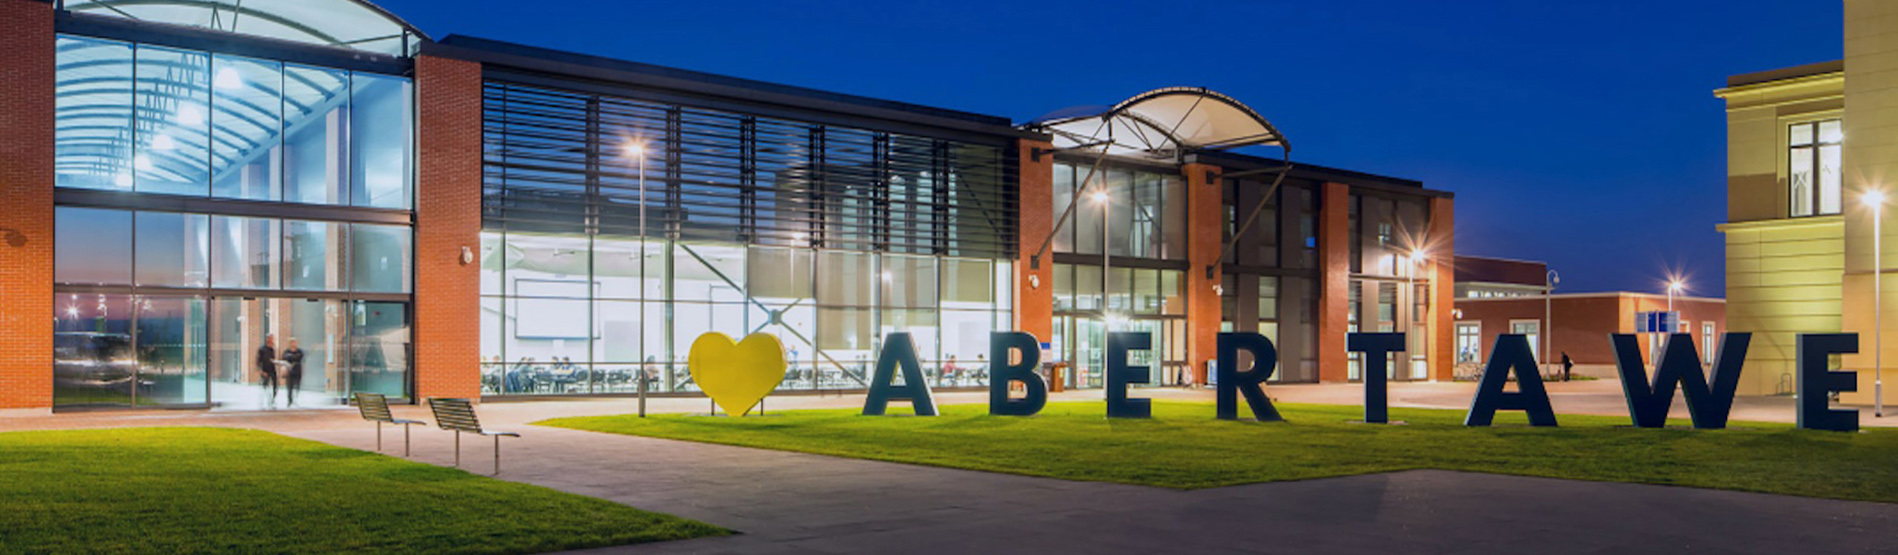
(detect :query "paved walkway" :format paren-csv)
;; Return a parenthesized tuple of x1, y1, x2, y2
(286, 420, 1898, 555)
(4, 386, 1896, 554)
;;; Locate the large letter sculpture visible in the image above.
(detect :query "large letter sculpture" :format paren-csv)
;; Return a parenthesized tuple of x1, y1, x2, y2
(989, 331, 1048, 416)
(1105, 331, 1152, 418)
(1348, 333, 1406, 424)
(863, 332, 938, 416)
(1796, 333, 1858, 432)
(1216, 332, 1283, 421)
(1609, 333, 1750, 429)
(1465, 334, 1558, 427)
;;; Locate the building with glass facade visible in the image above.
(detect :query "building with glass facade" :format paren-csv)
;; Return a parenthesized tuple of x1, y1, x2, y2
(0, 0, 1455, 412)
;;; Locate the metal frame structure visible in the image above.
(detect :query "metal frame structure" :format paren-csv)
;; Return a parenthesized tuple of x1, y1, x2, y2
(1019, 87, 1295, 280)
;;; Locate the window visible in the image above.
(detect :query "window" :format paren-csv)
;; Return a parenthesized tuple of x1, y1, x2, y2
(1511, 320, 1541, 360)
(54, 207, 133, 285)
(350, 223, 413, 293)
(1702, 321, 1717, 358)
(1051, 162, 1185, 260)
(55, 35, 415, 209)
(1455, 322, 1481, 363)
(1789, 119, 1844, 217)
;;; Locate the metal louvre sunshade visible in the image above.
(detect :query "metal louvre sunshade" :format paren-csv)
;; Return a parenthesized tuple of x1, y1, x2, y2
(61, 0, 429, 56)
(1027, 87, 1289, 159)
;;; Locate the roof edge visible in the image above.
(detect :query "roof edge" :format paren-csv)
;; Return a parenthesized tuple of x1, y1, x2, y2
(1725, 60, 1844, 89)
(432, 35, 1017, 130)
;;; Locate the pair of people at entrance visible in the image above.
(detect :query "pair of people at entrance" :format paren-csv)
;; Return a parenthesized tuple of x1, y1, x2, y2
(254, 335, 306, 406)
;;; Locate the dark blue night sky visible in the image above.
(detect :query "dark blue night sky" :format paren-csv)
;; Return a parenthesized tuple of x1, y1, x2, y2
(382, 0, 1844, 296)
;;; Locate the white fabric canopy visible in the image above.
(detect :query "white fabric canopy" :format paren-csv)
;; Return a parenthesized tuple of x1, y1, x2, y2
(64, 0, 428, 56)
(1027, 87, 1288, 159)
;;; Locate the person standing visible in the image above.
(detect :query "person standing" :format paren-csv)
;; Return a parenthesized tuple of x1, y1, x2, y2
(282, 338, 306, 406)
(256, 335, 279, 406)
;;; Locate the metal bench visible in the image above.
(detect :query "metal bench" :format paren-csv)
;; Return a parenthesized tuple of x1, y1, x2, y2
(426, 397, 520, 475)
(354, 392, 427, 456)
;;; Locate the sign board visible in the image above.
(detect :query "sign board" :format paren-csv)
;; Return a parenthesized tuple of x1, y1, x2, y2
(1634, 311, 1681, 333)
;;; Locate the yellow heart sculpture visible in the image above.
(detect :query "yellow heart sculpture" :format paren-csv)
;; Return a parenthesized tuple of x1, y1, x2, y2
(688, 332, 788, 416)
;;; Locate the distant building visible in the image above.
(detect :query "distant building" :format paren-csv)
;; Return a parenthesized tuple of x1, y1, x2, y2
(1451, 256, 1726, 380)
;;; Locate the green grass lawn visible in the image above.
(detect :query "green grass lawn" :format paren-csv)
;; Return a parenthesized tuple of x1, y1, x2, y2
(542, 401, 1898, 502)
(0, 427, 726, 554)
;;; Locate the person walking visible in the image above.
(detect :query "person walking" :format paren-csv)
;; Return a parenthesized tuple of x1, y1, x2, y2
(256, 335, 279, 407)
(1561, 351, 1575, 382)
(282, 338, 306, 406)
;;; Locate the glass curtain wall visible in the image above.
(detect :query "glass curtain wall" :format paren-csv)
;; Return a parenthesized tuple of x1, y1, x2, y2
(1217, 175, 1320, 382)
(1046, 161, 1189, 388)
(55, 35, 414, 208)
(1347, 193, 1433, 381)
(480, 81, 1016, 396)
(51, 33, 415, 409)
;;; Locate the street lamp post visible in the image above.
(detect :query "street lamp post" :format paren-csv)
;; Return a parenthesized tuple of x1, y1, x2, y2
(1545, 269, 1559, 380)
(1096, 188, 1110, 319)
(1867, 190, 1887, 417)
(1409, 248, 1425, 380)
(1666, 279, 1684, 362)
(630, 142, 648, 417)
(1667, 280, 1682, 315)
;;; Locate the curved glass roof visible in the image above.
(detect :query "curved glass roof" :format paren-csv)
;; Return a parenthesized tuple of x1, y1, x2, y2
(63, 0, 429, 56)
(1026, 87, 1289, 159)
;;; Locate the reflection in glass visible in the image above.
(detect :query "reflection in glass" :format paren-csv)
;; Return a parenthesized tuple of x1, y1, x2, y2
(55, 207, 134, 285)
(351, 73, 414, 209)
(134, 212, 210, 288)
(53, 294, 135, 406)
(134, 296, 208, 405)
(350, 223, 412, 293)
(284, 220, 343, 291)
(350, 301, 409, 398)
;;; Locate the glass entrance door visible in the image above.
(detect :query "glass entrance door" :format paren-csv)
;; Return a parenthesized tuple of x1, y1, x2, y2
(208, 297, 409, 409)
(348, 301, 410, 398)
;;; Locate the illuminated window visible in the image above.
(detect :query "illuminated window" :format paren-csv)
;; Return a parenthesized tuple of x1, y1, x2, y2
(1789, 119, 1843, 217)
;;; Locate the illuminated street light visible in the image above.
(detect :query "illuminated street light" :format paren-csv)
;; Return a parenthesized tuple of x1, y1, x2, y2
(628, 140, 649, 417)
(1666, 279, 1684, 315)
(1868, 189, 1888, 417)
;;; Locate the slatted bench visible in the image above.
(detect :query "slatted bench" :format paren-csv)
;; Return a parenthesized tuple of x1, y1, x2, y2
(354, 392, 427, 457)
(426, 397, 520, 475)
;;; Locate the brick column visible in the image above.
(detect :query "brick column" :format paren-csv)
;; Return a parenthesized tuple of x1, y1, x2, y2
(1014, 139, 1054, 344)
(1184, 163, 1223, 383)
(1317, 182, 1351, 382)
(412, 54, 484, 401)
(1427, 195, 1456, 381)
(0, 0, 55, 412)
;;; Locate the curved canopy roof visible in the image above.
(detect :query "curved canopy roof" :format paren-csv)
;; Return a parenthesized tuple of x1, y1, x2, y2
(63, 0, 429, 56)
(1025, 87, 1288, 160)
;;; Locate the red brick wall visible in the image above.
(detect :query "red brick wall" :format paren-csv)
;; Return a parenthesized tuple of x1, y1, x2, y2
(1183, 163, 1223, 383)
(1317, 182, 1351, 382)
(412, 54, 484, 401)
(1427, 196, 1455, 380)
(0, 0, 55, 410)
(1014, 139, 1053, 344)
